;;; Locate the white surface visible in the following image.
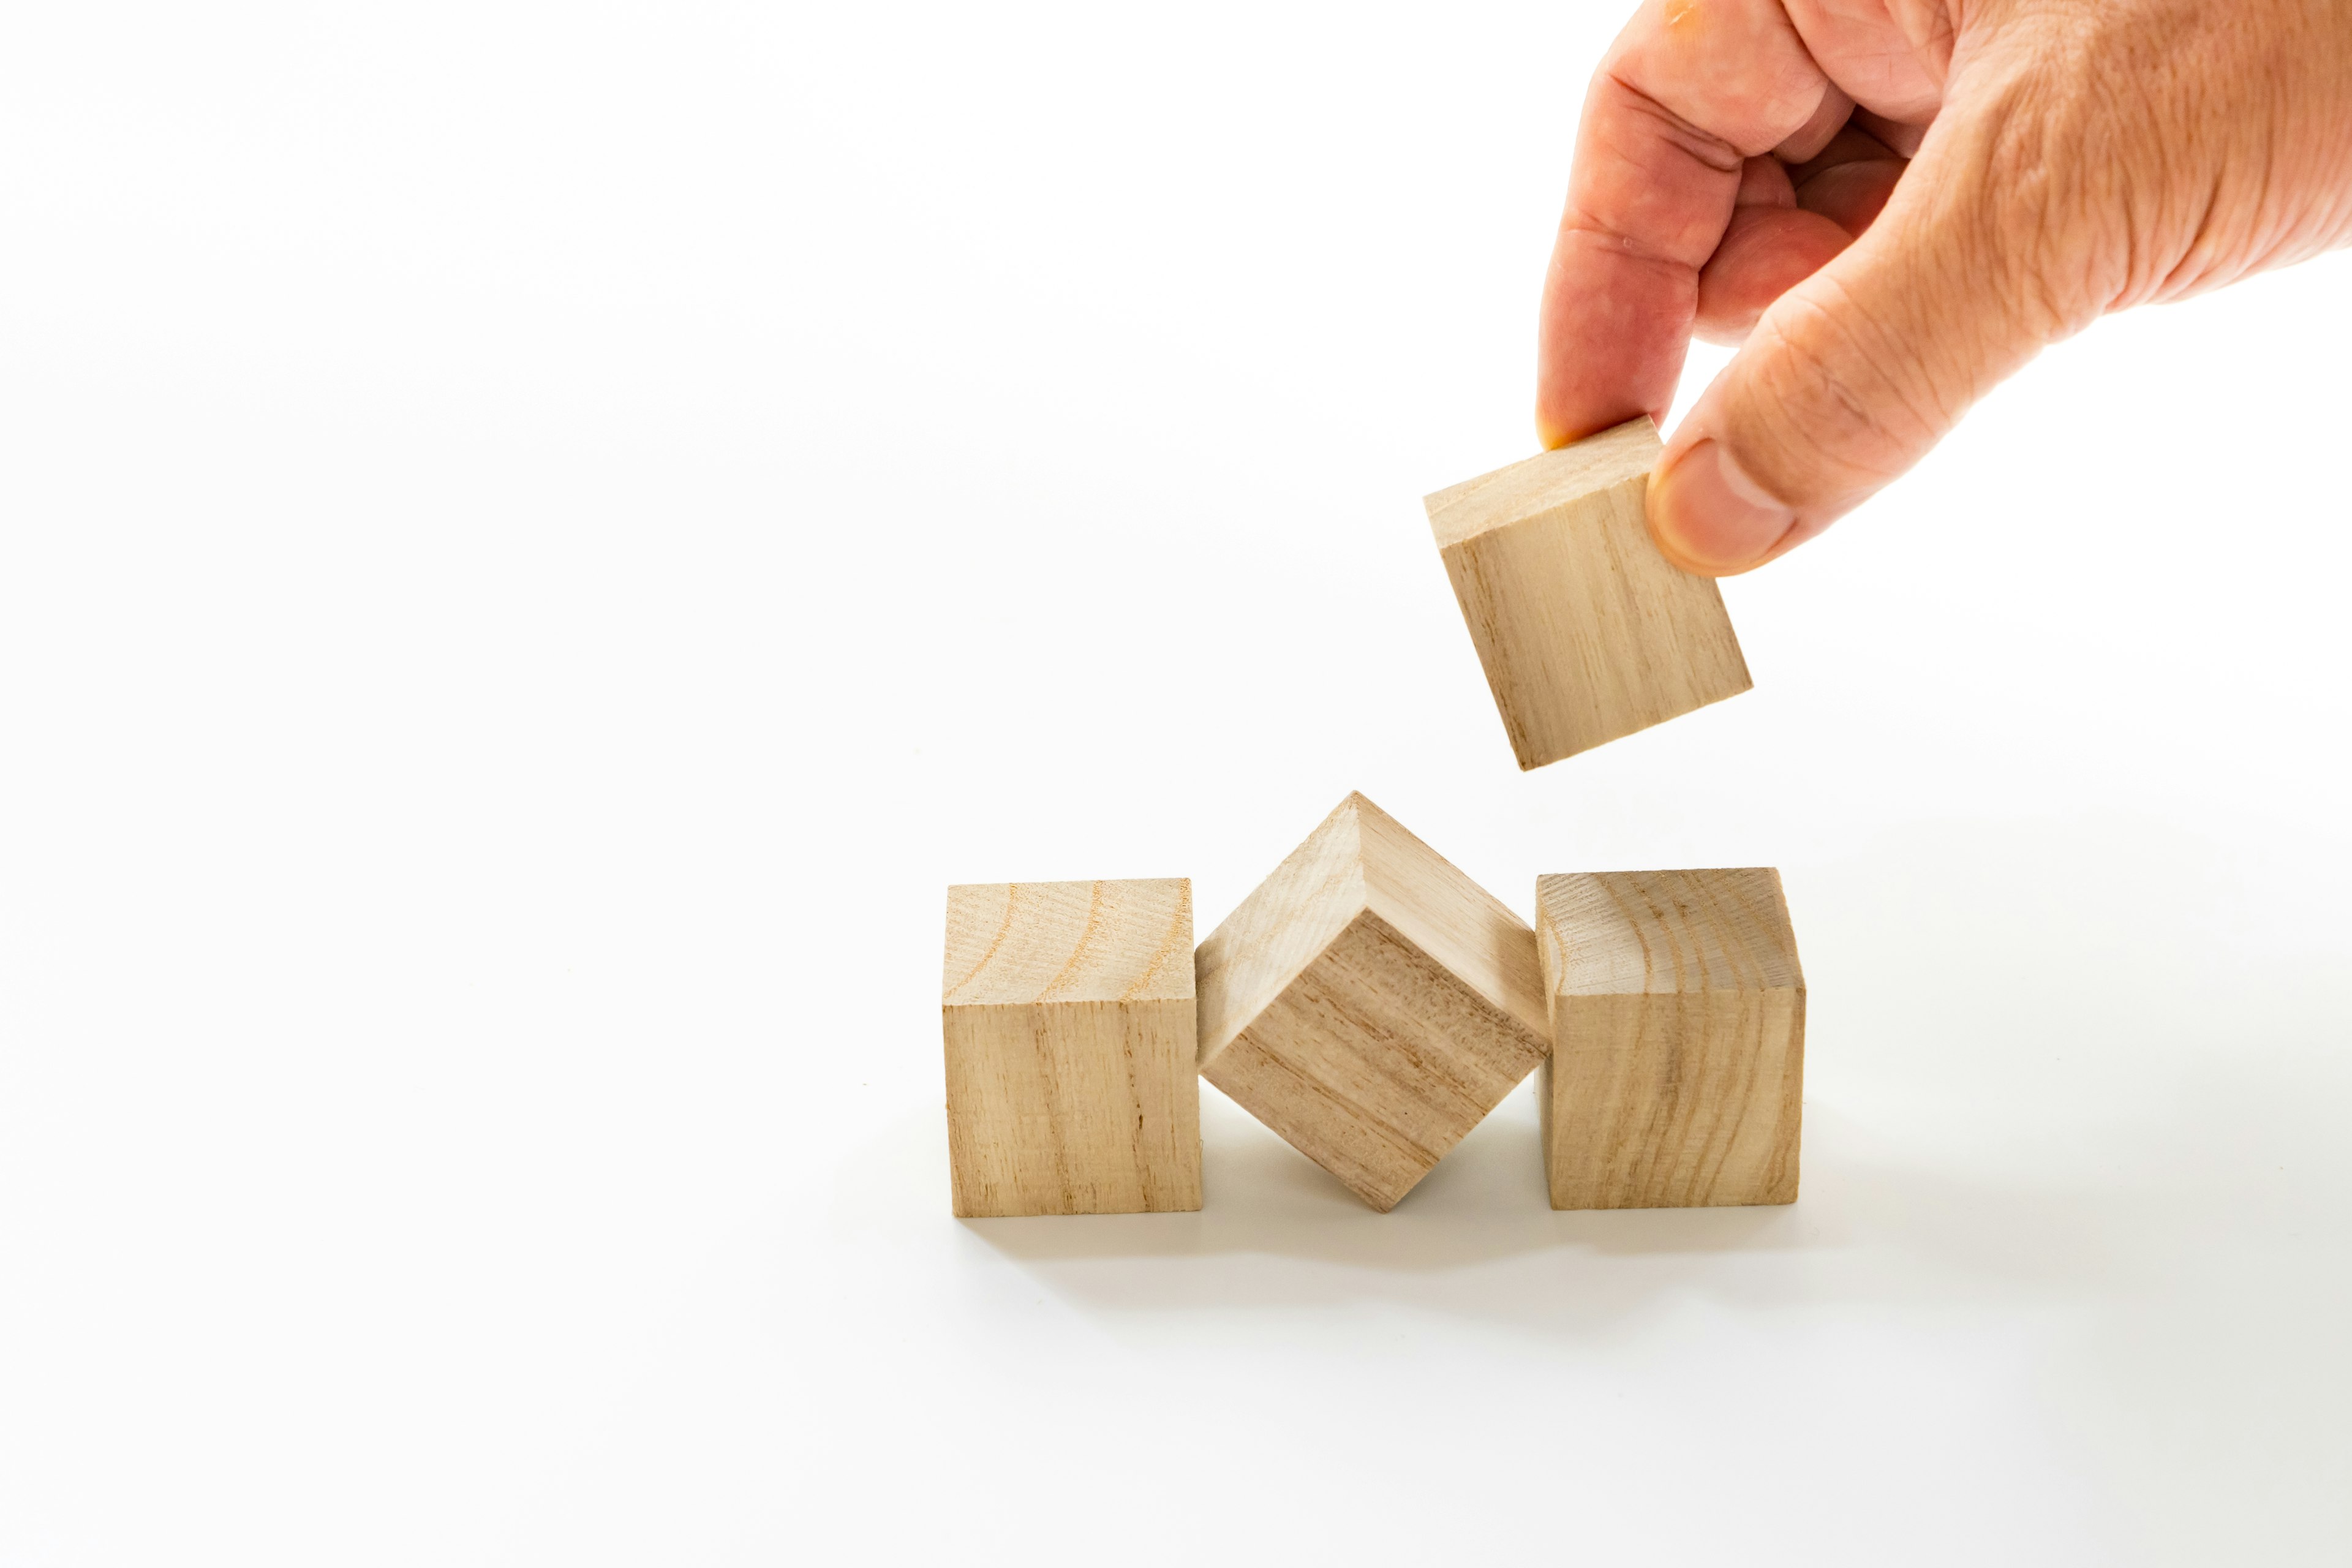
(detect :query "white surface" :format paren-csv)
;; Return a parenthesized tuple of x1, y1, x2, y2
(3, 5, 2350, 1564)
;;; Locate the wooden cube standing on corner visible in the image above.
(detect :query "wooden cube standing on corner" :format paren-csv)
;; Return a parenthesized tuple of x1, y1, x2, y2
(942, 879, 1200, 1217)
(1536, 869, 1804, 1209)
(1196, 793, 1550, 1212)
(1425, 417, 1752, 769)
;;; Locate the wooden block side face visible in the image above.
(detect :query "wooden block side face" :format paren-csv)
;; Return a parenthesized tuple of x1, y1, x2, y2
(1544, 988, 1803, 1209)
(944, 998, 1201, 1217)
(1352, 796, 1548, 1040)
(1439, 473, 1751, 769)
(1194, 798, 1366, 1063)
(1202, 909, 1551, 1212)
(1537, 868, 1800, 997)
(944, 880, 1194, 1006)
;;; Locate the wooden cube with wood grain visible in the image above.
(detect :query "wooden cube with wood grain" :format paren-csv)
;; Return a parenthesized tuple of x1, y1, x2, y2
(1426, 417, 1751, 769)
(1534, 867, 1804, 1209)
(1194, 793, 1550, 1212)
(941, 878, 1200, 1217)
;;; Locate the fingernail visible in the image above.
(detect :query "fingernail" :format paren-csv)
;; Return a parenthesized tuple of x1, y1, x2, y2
(1648, 438, 1798, 575)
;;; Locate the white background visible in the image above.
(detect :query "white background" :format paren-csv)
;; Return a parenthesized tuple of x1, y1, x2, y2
(3, 4, 2348, 1563)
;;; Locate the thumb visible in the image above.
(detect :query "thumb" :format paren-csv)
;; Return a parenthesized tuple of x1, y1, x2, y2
(1647, 98, 2070, 575)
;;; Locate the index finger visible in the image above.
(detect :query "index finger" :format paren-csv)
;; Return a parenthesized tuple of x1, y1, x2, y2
(1537, 0, 1837, 446)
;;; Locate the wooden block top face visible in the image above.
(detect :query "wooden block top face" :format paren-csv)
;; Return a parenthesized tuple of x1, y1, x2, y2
(1423, 417, 1662, 550)
(1196, 793, 1545, 1063)
(943, 879, 1193, 1006)
(1536, 869, 1800, 997)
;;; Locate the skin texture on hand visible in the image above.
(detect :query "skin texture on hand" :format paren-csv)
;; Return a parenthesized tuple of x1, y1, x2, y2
(1540, 0, 2352, 574)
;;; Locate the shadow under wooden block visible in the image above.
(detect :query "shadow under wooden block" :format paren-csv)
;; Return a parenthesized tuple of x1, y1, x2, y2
(942, 878, 1200, 1217)
(1426, 417, 1751, 769)
(1195, 793, 1550, 1212)
(1536, 868, 1804, 1209)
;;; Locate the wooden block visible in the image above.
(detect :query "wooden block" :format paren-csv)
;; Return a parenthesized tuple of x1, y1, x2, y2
(942, 878, 1200, 1217)
(1195, 793, 1549, 1212)
(1425, 417, 1752, 770)
(1534, 869, 1804, 1209)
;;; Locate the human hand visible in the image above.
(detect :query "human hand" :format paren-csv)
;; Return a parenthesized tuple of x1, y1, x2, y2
(1539, 0, 2352, 574)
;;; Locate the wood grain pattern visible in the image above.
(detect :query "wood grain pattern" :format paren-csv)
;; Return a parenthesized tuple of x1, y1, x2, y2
(1426, 417, 1752, 769)
(942, 879, 1199, 1217)
(1196, 794, 1548, 1212)
(1534, 869, 1803, 1210)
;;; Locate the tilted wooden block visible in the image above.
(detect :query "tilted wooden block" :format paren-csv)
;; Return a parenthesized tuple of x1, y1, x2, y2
(1535, 869, 1804, 1209)
(1195, 793, 1550, 1212)
(942, 878, 1200, 1217)
(1425, 417, 1752, 770)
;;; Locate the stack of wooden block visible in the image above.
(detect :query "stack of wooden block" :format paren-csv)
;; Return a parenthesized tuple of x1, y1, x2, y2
(941, 421, 1801, 1218)
(943, 794, 1803, 1216)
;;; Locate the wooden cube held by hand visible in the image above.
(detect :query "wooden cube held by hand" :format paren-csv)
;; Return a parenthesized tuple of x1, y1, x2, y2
(942, 878, 1200, 1217)
(1426, 417, 1751, 769)
(1535, 869, 1804, 1209)
(1196, 794, 1550, 1212)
